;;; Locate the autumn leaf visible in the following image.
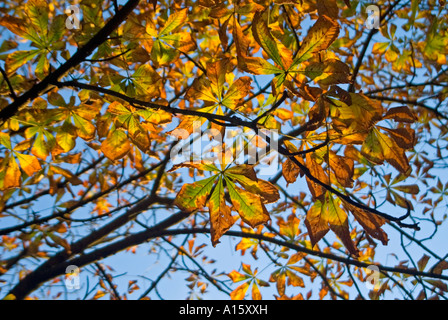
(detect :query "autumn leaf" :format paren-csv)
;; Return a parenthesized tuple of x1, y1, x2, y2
(305, 193, 359, 256)
(230, 281, 250, 300)
(225, 177, 270, 228)
(221, 76, 252, 110)
(174, 175, 217, 212)
(342, 201, 389, 245)
(209, 176, 235, 246)
(226, 165, 280, 204)
(101, 129, 131, 161)
(290, 15, 340, 68)
(361, 127, 412, 175)
(3, 156, 20, 190)
(305, 152, 328, 200)
(304, 59, 352, 85)
(14, 153, 41, 177)
(252, 11, 292, 70)
(383, 106, 417, 123)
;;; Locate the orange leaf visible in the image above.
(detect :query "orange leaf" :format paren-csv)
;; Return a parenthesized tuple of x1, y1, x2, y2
(291, 15, 340, 67)
(4, 156, 21, 189)
(343, 201, 389, 245)
(209, 176, 235, 246)
(230, 281, 250, 300)
(100, 129, 131, 161)
(14, 153, 41, 177)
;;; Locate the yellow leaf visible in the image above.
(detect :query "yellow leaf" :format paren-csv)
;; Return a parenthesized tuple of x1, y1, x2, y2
(31, 133, 49, 160)
(73, 114, 96, 141)
(228, 172, 280, 204)
(304, 199, 329, 247)
(226, 178, 270, 228)
(251, 282, 262, 300)
(230, 282, 250, 300)
(100, 130, 131, 161)
(14, 153, 41, 177)
(185, 77, 218, 103)
(221, 76, 252, 110)
(305, 194, 359, 256)
(206, 58, 229, 101)
(159, 8, 188, 37)
(361, 127, 412, 175)
(252, 11, 291, 69)
(286, 270, 305, 287)
(4, 156, 21, 189)
(291, 15, 340, 67)
(239, 56, 283, 75)
(50, 165, 83, 185)
(228, 270, 249, 283)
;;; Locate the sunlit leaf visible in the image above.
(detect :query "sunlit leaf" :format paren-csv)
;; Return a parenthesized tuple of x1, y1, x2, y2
(100, 129, 131, 161)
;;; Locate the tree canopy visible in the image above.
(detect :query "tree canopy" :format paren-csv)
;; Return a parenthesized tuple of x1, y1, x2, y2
(0, 0, 448, 300)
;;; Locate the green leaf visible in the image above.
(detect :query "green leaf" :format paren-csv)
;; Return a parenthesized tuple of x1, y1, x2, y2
(174, 175, 217, 212)
(252, 11, 286, 69)
(290, 15, 340, 69)
(5, 50, 40, 74)
(225, 177, 270, 228)
(26, 0, 49, 37)
(159, 8, 188, 37)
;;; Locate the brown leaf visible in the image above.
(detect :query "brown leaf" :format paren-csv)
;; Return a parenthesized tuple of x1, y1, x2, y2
(304, 200, 330, 247)
(305, 153, 328, 200)
(383, 106, 417, 123)
(317, 0, 339, 19)
(209, 177, 235, 246)
(282, 158, 301, 184)
(379, 126, 416, 150)
(343, 201, 389, 245)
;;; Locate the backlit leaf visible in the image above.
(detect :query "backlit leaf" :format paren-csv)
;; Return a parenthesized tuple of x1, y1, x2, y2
(226, 177, 270, 228)
(291, 15, 340, 68)
(174, 175, 217, 212)
(209, 176, 235, 246)
(14, 153, 41, 177)
(101, 129, 131, 161)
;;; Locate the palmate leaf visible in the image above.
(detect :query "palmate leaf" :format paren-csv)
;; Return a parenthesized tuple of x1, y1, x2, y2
(252, 11, 291, 70)
(100, 129, 131, 161)
(305, 192, 359, 256)
(361, 127, 413, 175)
(290, 15, 340, 69)
(225, 177, 270, 228)
(172, 164, 278, 244)
(209, 176, 235, 246)
(174, 175, 217, 212)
